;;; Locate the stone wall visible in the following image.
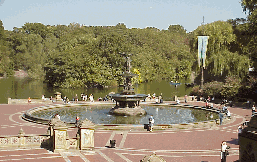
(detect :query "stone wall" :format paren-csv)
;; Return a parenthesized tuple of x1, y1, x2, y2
(8, 98, 53, 105)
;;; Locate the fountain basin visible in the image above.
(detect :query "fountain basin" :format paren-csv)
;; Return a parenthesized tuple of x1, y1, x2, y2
(23, 103, 219, 125)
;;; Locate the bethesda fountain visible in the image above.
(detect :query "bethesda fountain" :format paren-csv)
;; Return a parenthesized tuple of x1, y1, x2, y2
(109, 52, 147, 116)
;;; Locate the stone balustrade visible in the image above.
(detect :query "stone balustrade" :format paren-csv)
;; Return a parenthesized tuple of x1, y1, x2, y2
(0, 117, 95, 152)
(0, 128, 50, 148)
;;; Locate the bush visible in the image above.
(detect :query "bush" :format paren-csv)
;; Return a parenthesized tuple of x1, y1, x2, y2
(202, 81, 223, 98)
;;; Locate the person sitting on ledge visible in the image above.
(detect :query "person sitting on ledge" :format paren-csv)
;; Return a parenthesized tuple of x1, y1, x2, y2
(42, 95, 46, 102)
(75, 116, 80, 127)
(155, 97, 159, 103)
(28, 97, 31, 104)
(176, 98, 180, 104)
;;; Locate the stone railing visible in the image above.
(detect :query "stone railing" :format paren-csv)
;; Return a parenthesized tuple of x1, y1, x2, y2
(0, 116, 95, 153)
(0, 128, 50, 148)
(8, 98, 53, 105)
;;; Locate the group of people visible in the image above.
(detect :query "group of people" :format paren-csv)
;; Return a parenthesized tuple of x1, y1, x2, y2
(64, 94, 94, 103)
(29, 93, 108, 104)
(146, 93, 163, 103)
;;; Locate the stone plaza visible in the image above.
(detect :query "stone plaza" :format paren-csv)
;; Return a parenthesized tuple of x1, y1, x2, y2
(0, 99, 252, 161)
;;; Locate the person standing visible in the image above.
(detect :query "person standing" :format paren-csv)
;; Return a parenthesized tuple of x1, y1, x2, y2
(226, 109, 231, 119)
(221, 141, 229, 162)
(74, 94, 78, 103)
(219, 111, 224, 125)
(90, 94, 94, 102)
(42, 95, 46, 102)
(159, 93, 163, 103)
(184, 95, 187, 103)
(238, 125, 242, 144)
(81, 93, 84, 101)
(28, 97, 31, 104)
(148, 115, 154, 132)
(75, 116, 80, 127)
(63, 96, 67, 104)
(83, 94, 87, 101)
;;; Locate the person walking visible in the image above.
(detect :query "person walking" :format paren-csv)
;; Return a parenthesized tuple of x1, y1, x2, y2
(148, 115, 154, 132)
(219, 111, 224, 125)
(221, 141, 230, 162)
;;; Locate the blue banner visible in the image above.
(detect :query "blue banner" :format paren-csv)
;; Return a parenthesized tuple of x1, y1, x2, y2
(198, 36, 209, 68)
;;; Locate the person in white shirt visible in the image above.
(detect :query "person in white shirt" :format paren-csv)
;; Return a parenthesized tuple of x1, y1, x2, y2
(226, 109, 231, 119)
(149, 115, 154, 132)
(89, 94, 94, 102)
(221, 141, 229, 162)
(176, 99, 180, 104)
(42, 95, 46, 101)
(238, 125, 243, 144)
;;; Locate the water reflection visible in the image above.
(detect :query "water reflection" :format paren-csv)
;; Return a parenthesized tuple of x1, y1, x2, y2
(32, 105, 218, 125)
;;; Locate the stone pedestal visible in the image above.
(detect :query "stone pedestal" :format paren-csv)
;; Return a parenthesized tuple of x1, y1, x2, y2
(18, 128, 25, 148)
(239, 112, 257, 161)
(140, 153, 166, 162)
(49, 115, 68, 152)
(78, 118, 95, 150)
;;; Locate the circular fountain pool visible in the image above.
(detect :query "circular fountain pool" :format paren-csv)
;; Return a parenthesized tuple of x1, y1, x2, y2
(30, 105, 219, 125)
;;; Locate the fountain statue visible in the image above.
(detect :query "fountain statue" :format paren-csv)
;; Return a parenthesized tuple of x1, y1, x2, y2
(109, 52, 147, 116)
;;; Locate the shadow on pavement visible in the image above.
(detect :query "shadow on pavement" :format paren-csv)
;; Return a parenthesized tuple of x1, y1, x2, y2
(226, 138, 239, 145)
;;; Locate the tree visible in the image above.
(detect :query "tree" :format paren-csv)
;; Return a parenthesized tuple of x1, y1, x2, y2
(221, 76, 241, 100)
(190, 21, 250, 80)
(168, 25, 186, 35)
(0, 20, 13, 76)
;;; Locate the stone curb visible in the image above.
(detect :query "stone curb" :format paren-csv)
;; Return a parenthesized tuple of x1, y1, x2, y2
(22, 102, 223, 130)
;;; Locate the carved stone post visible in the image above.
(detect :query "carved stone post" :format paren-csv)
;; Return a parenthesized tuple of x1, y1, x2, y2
(78, 118, 95, 150)
(18, 128, 25, 148)
(50, 116, 68, 153)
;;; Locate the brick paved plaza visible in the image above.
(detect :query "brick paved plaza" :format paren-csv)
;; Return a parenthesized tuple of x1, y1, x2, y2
(0, 101, 251, 162)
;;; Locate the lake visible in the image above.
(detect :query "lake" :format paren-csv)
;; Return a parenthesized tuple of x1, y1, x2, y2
(0, 77, 193, 104)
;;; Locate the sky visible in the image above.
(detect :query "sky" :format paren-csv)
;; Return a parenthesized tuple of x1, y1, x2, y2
(0, 0, 247, 32)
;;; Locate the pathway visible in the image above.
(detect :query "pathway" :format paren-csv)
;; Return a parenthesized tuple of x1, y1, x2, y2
(0, 101, 251, 161)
